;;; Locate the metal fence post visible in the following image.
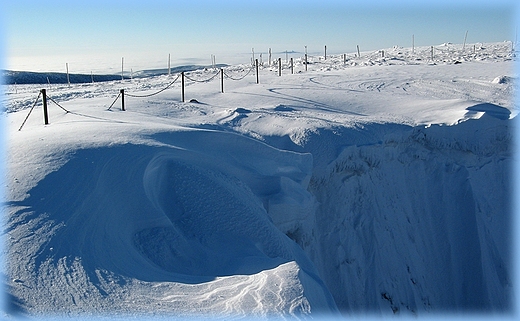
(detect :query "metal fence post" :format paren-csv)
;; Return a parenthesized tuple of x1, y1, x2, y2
(324, 45, 327, 60)
(181, 72, 185, 102)
(221, 68, 224, 93)
(120, 89, 125, 111)
(255, 59, 259, 84)
(41, 89, 49, 125)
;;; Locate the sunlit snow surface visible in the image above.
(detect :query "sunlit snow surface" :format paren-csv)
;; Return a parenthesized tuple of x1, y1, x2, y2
(1, 42, 517, 318)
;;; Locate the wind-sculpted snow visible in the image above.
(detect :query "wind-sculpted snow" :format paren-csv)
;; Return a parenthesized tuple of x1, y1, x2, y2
(2, 42, 515, 317)
(287, 113, 512, 313)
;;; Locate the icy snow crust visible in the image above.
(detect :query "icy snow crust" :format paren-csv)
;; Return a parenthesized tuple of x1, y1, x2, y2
(2, 42, 516, 317)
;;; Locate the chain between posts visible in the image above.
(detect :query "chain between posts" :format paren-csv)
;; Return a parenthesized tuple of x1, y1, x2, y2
(18, 91, 42, 131)
(125, 73, 181, 98)
(184, 70, 221, 83)
(222, 65, 255, 81)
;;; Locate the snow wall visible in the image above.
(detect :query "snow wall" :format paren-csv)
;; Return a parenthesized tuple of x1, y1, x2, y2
(270, 112, 513, 313)
(259, 108, 513, 314)
(5, 104, 513, 316)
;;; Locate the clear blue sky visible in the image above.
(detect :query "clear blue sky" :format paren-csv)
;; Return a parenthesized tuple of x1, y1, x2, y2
(0, 0, 518, 73)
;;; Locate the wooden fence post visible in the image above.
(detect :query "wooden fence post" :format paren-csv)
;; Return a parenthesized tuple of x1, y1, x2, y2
(290, 58, 293, 74)
(120, 89, 125, 111)
(324, 45, 327, 60)
(278, 58, 282, 76)
(357, 45, 360, 58)
(255, 59, 259, 84)
(305, 54, 308, 71)
(181, 72, 185, 102)
(41, 89, 49, 125)
(221, 68, 224, 93)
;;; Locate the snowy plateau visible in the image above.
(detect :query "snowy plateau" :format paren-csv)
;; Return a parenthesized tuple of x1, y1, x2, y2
(1, 42, 517, 319)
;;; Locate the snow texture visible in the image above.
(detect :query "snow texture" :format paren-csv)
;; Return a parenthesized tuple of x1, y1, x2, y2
(1, 42, 516, 318)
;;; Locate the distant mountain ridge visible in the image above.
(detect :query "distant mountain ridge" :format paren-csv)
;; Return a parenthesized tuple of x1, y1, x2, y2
(2, 64, 228, 85)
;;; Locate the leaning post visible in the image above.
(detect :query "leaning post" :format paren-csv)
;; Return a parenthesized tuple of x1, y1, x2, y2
(41, 89, 49, 125)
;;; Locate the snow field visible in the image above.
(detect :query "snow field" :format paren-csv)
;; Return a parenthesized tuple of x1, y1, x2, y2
(1, 42, 517, 317)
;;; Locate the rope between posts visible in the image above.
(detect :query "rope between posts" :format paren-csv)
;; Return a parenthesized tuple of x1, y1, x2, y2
(184, 70, 220, 83)
(223, 65, 254, 81)
(125, 73, 181, 98)
(107, 92, 121, 111)
(18, 91, 42, 131)
(46, 95, 71, 113)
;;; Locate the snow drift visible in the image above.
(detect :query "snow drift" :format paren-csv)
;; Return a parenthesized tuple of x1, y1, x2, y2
(1, 41, 516, 317)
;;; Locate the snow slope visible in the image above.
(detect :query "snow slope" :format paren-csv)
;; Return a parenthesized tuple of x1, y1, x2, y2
(1, 42, 517, 318)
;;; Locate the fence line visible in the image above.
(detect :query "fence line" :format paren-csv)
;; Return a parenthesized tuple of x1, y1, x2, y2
(15, 41, 515, 130)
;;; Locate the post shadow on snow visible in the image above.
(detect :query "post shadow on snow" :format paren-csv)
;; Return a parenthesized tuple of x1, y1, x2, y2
(5, 143, 294, 292)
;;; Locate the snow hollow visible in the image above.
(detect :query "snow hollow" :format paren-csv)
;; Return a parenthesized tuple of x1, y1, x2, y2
(1, 42, 517, 318)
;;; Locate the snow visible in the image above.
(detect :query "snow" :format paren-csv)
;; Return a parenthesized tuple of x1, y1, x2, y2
(1, 42, 517, 318)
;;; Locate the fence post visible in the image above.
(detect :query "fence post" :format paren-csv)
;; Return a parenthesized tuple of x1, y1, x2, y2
(41, 89, 49, 125)
(221, 68, 224, 93)
(269, 48, 272, 66)
(181, 72, 185, 102)
(290, 58, 293, 74)
(305, 54, 308, 71)
(120, 89, 125, 111)
(255, 59, 259, 84)
(343, 53, 346, 64)
(324, 45, 327, 60)
(357, 45, 360, 58)
(278, 58, 282, 76)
